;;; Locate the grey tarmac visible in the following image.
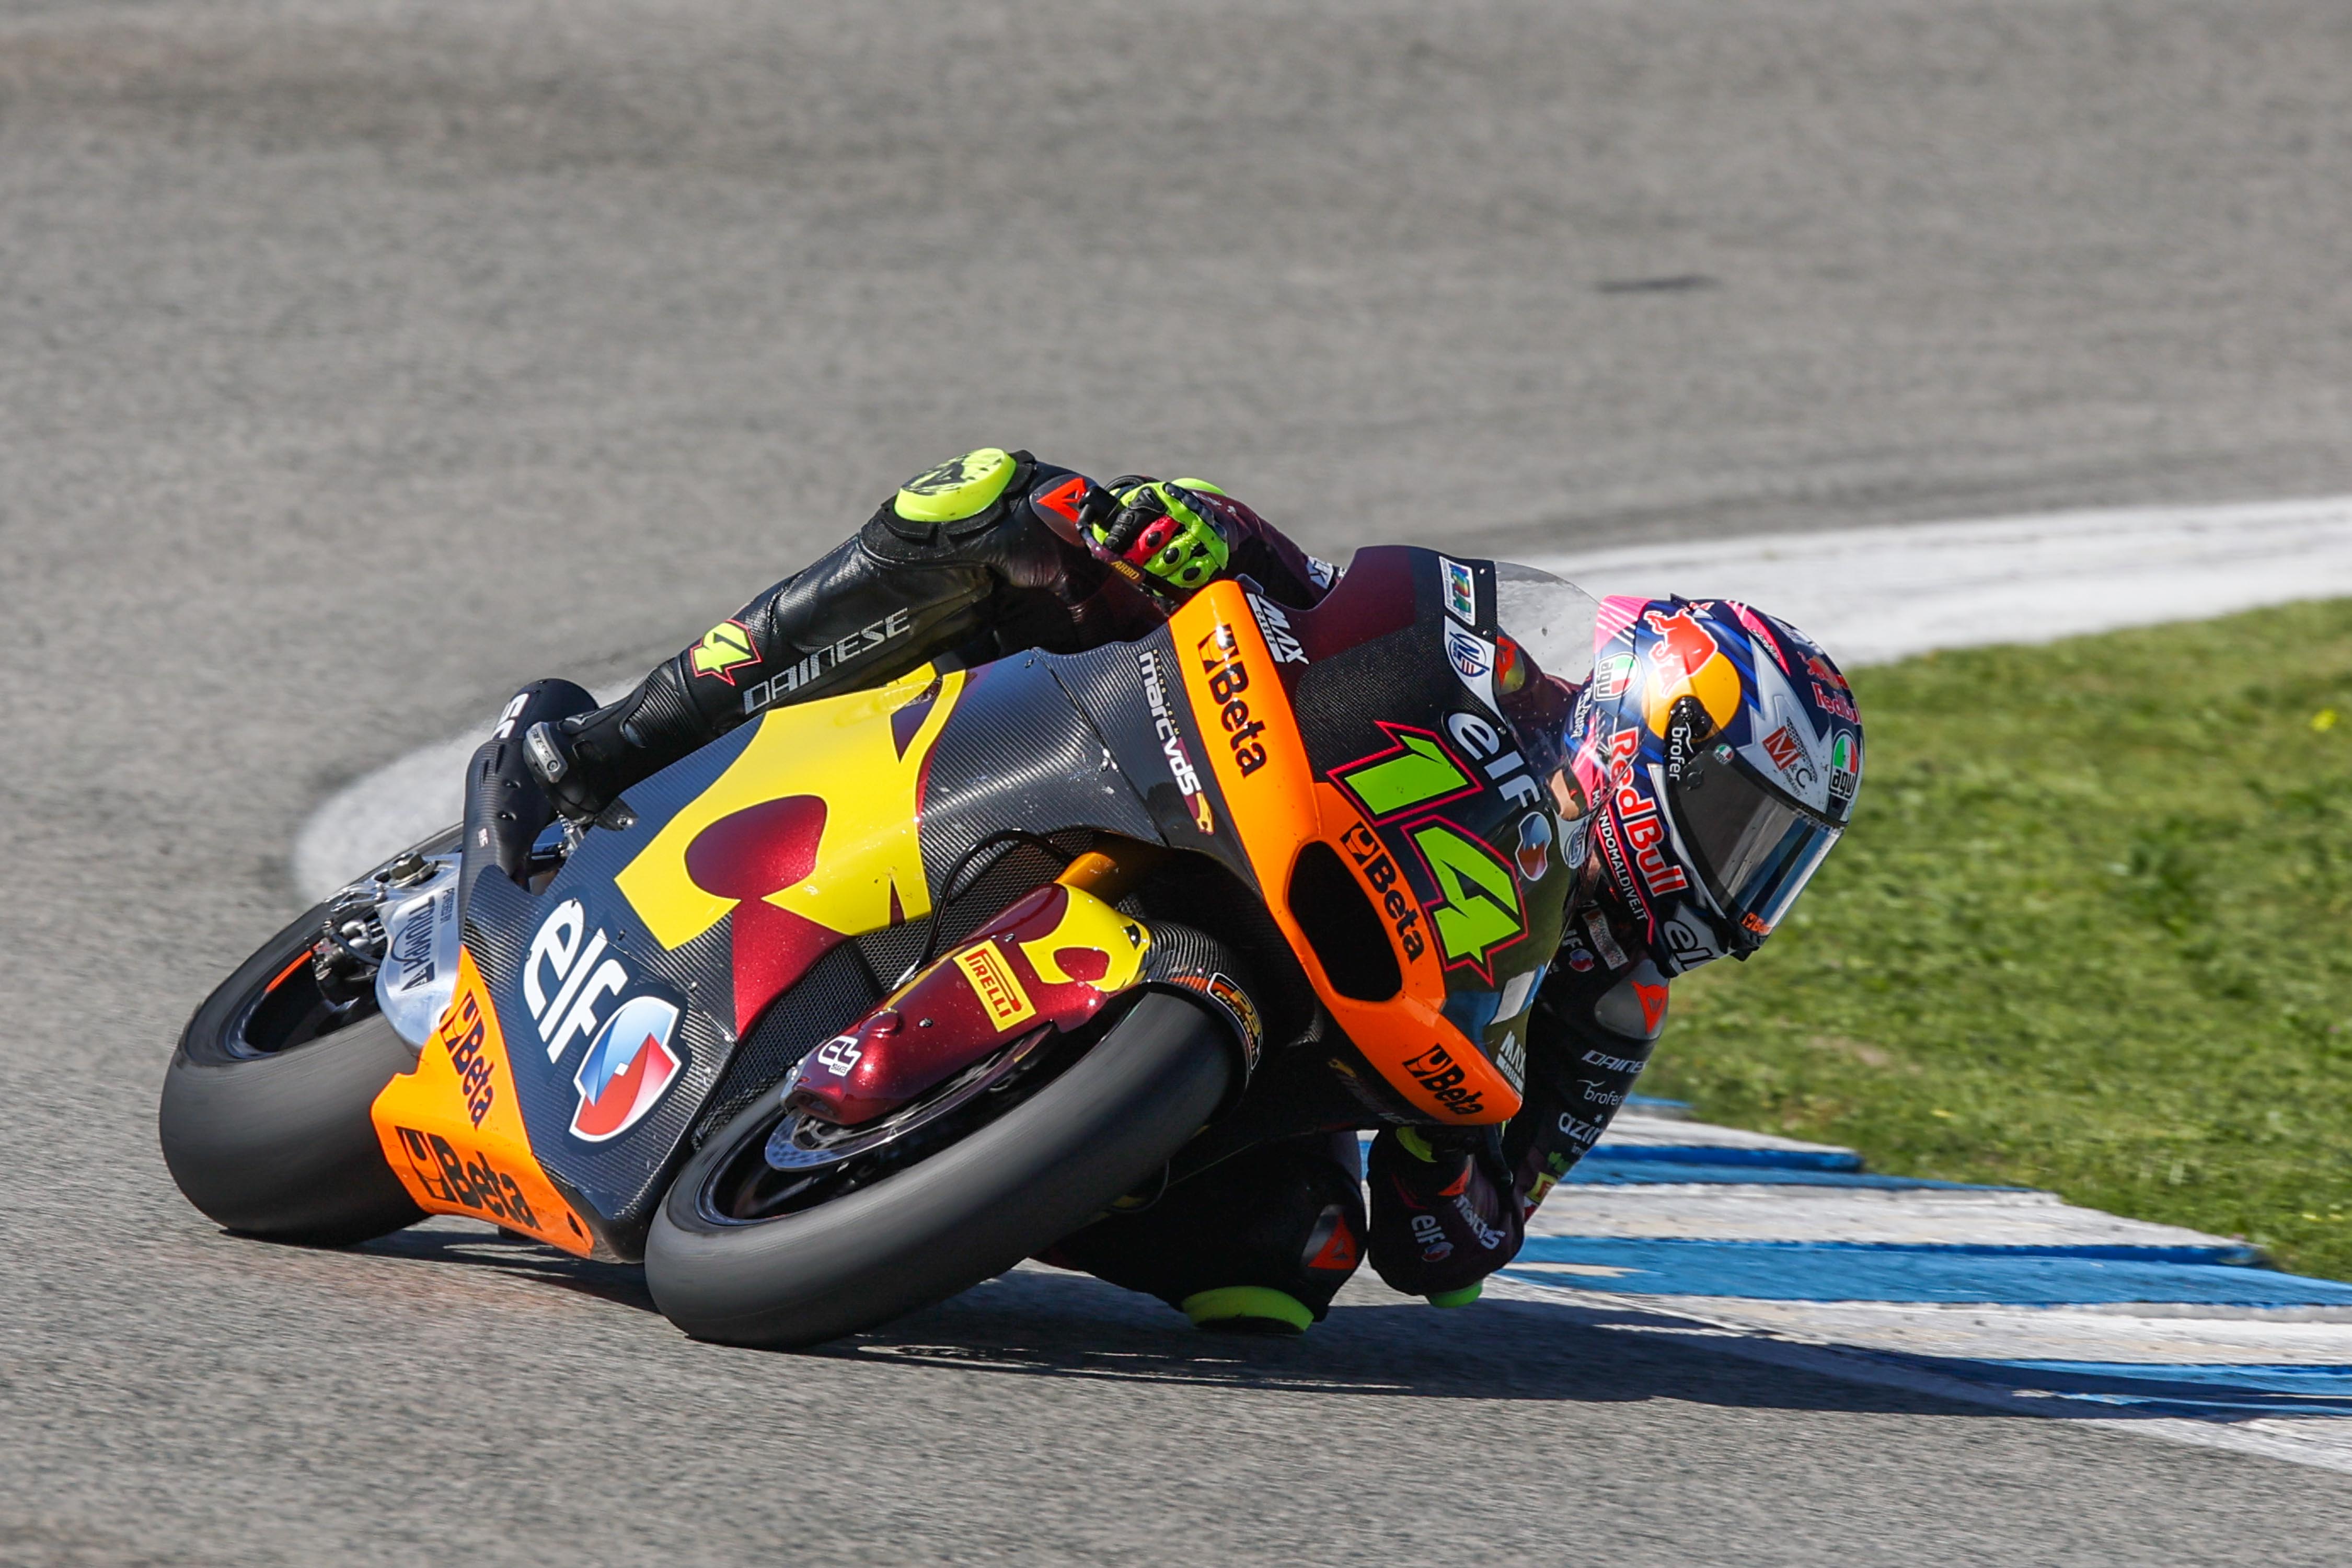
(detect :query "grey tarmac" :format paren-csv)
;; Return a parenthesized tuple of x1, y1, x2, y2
(4, 1, 2350, 1561)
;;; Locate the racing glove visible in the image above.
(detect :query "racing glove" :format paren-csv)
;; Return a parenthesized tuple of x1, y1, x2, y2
(1366, 1124, 1524, 1307)
(522, 708, 633, 825)
(1077, 477, 1234, 598)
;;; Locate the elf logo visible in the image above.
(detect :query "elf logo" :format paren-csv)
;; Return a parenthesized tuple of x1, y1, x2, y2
(524, 900, 639, 1063)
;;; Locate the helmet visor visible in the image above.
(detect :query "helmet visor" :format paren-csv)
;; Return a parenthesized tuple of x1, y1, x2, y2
(1671, 744, 1842, 940)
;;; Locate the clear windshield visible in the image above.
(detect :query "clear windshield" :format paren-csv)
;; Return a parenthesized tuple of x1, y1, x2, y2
(1485, 562, 1602, 804)
(1493, 563, 1600, 687)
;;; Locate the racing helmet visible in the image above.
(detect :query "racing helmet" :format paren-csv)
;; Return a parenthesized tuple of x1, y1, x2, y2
(1563, 595, 1861, 976)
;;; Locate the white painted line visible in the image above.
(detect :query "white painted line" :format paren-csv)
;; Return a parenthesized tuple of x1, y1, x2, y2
(1481, 1276, 2352, 1476)
(1531, 492, 2352, 665)
(1612, 1295, 2352, 1364)
(1524, 1186, 2248, 1253)
(1596, 1113, 1856, 1156)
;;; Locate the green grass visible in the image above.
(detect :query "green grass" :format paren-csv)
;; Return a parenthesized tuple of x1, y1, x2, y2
(1644, 597, 2352, 1279)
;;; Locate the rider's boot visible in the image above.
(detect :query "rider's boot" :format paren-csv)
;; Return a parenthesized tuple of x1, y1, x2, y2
(1041, 1131, 1368, 1335)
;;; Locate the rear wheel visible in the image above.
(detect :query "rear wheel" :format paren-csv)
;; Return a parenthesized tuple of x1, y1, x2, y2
(645, 991, 1234, 1349)
(160, 904, 429, 1247)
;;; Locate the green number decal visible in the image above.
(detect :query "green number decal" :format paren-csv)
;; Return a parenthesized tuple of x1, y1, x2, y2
(1333, 727, 1471, 818)
(1408, 822, 1525, 973)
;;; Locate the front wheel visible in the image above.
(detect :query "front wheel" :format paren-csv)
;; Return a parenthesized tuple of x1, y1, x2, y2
(645, 991, 1235, 1349)
(159, 905, 426, 1247)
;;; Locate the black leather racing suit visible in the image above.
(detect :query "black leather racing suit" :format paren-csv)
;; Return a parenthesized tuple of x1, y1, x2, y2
(506, 451, 1669, 1320)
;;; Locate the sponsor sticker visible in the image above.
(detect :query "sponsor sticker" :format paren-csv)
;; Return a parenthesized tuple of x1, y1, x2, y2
(1246, 591, 1308, 665)
(1593, 722, 1690, 903)
(1442, 709, 1545, 811)
(1139, 649, 1215, 834)
(569, 995, 684, 1142)
(809, 1033, 862, 1078)
(954, 942, 1038, 1029)
(1402, 1040, 1487, 1117)
(1514, 812, 1552, 880)
(1194, 622, 1270, 777)
(1829, 730, 1860, 804)
(522, 899, 690, 1139)
(1440, 557, 1478, 621)
(1761, 723, 1817, 790)
(393, 1126, 543, 1230)
(1493, 1029, 1527, 1093)
(1339, 818, 1428, 963)
(690, 620, 759, 685)
(1444, 622, 1496, 708)
(491, 691, 530, 741)
(435, 990, 499, 1129)
(1593, 652, 1636, 700)
(742, 607, 914, 714)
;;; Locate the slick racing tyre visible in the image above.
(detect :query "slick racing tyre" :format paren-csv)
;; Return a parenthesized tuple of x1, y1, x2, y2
(160, 903, 427, 1247)
(647, 990, 1234, 1350)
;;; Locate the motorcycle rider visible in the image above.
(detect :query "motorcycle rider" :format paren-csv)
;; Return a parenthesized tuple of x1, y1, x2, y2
(509, 447, 1859, 1335)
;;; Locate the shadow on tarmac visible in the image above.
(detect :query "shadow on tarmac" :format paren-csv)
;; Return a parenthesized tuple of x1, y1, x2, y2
(354, 1224, 1999, 1416)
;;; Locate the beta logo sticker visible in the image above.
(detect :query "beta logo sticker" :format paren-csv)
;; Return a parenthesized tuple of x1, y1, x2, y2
(690, 620, 758, 685)
(393, 1127, 541, 1230)
(1195, 623, 1270, 776)
(954, 942, 1037, 1028)
(568, 995, 684, 1142)
(1402, 1040, 1487, 1117)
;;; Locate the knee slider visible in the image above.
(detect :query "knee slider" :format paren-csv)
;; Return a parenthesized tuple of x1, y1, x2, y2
(882, 447, 1032, 543)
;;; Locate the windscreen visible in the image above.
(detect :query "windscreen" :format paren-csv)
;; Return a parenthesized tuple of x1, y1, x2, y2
(1492, 564, 1599, 688)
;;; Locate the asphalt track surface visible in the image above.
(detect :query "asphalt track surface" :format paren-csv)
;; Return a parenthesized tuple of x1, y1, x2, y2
(6, 1, 2351, 1561)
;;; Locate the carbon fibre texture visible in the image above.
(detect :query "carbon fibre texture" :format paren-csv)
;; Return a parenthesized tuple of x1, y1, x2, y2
(688, 939, 881, 1149)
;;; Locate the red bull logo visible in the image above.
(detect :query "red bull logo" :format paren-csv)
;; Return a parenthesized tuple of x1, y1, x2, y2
(1640, 608, 1745, 737)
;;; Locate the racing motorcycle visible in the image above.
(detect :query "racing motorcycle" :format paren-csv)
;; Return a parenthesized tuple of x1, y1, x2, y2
(160, 547, 1596, 1348)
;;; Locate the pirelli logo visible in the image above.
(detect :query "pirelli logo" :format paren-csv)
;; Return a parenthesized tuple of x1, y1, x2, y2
(953, 943, 1037, 1029)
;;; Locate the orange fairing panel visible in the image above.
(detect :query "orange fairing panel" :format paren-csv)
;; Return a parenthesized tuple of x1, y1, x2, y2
(1168, 584, 1522, 1123)
(372, 947, 598, 1257)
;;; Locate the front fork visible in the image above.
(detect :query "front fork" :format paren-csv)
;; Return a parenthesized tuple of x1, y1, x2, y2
(785, 841, 1261, 1126)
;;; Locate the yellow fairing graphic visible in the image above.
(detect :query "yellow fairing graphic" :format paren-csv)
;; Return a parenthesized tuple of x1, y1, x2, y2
(616, 665, 965, 951)
(1018, 884, 1151, 991)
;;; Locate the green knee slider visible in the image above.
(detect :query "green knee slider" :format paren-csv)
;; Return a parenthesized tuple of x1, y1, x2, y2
(893, 447, 1021, 526)
(1181, 1285, 1314, 1335)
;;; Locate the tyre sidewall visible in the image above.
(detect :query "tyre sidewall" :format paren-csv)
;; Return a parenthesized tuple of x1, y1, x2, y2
(646, 991, 1233, 1349)
(160, 905, 425, 1246)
